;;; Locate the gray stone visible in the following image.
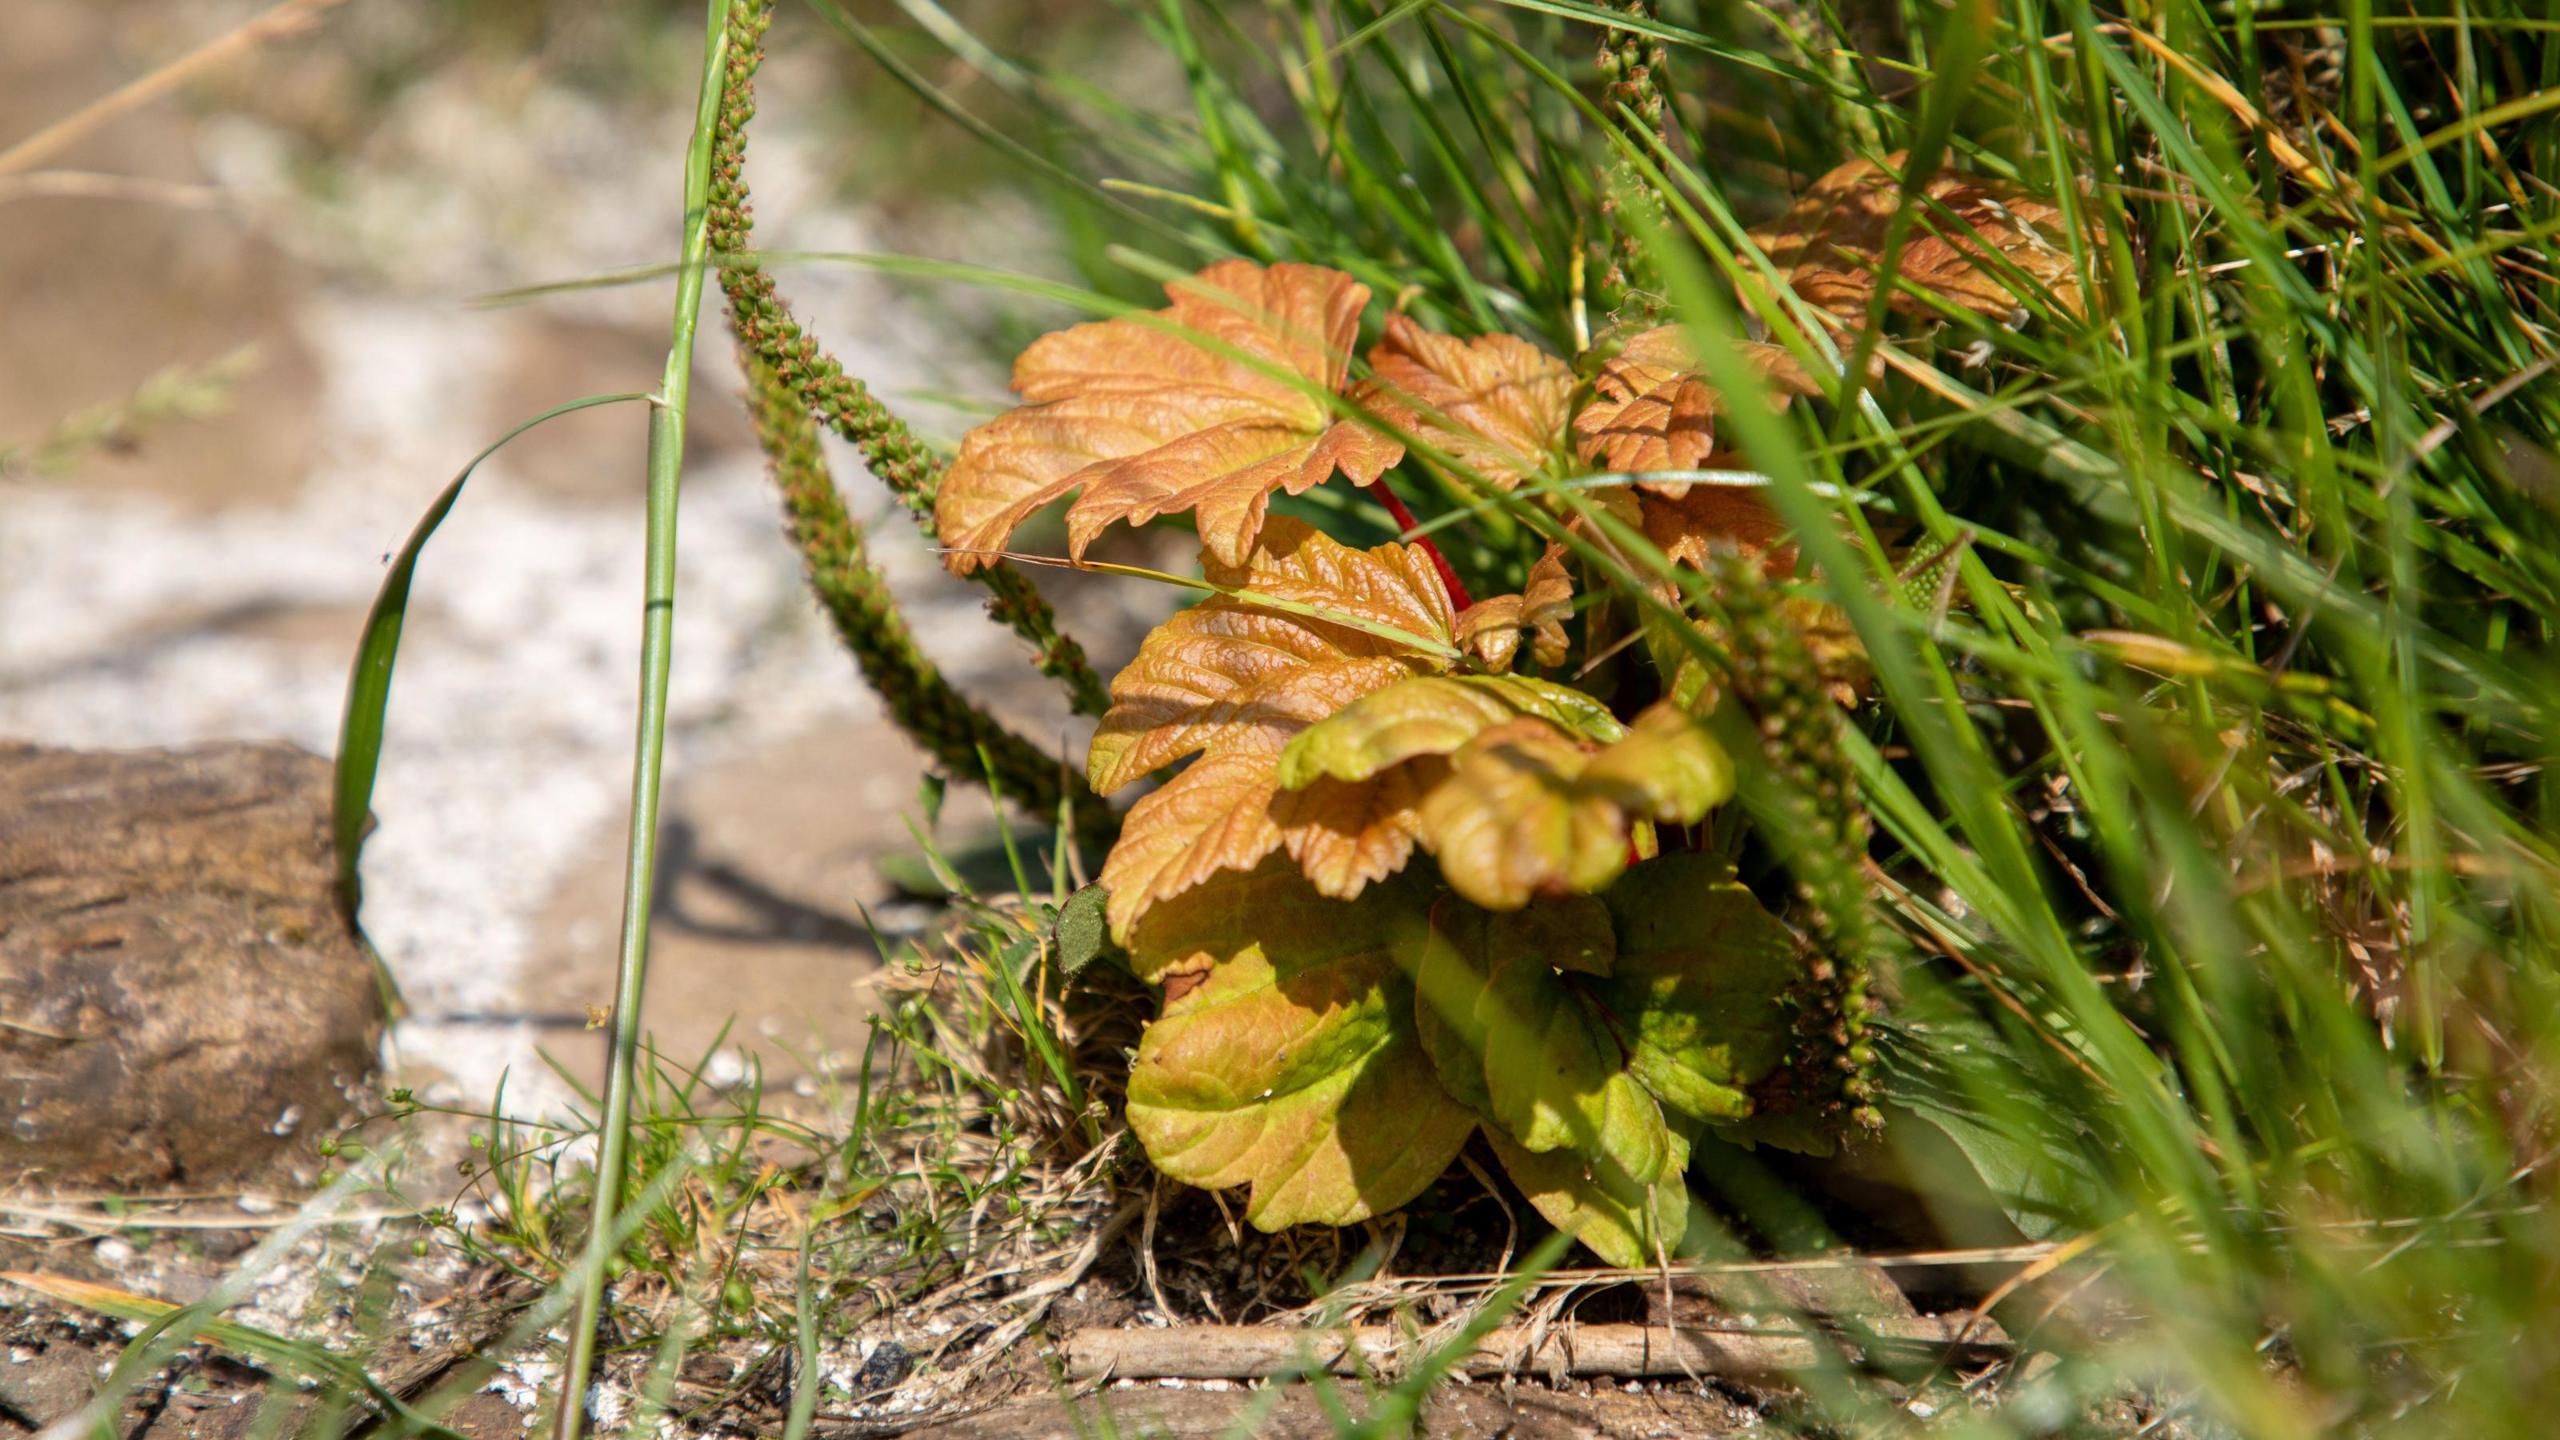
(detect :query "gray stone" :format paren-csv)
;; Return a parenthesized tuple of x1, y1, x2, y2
(0, 741, 381, 1188)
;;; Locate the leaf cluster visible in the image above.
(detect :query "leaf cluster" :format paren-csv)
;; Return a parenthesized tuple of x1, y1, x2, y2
(932, 166, 2089, 1256)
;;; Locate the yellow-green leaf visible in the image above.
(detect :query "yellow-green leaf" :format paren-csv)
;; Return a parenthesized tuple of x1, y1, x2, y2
(1123, 876, 1474, 1229)
(1415, 720, 1626, 910)
(1414, 705, 1732, 910)
(1581, 702, 1736, 822)
(1592, 853, 1808, 1126)
(1412, 897, 1691, 1267)
(1413, 897, 1643, 1158)
(1274, 674, 1622, 789)
(1485, 1122, 1690, 1269)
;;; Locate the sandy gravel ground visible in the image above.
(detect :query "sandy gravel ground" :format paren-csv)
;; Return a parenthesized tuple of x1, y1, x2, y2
(0, 2, 1119, 1121)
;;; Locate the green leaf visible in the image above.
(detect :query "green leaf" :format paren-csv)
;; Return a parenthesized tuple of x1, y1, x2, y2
(1414, 897, 1656, 1159)
(1052, 883, 1120, 978)
(1123, 875, 1474, 1228)
(1275, 674, 1625, 788)
(1875, 1015, 2104, 1242)
(1484, 1115, 1690, 1269)
(1414, 895, 1690, 1267)
(1592, 853, 1807, 1127)
(332, 392, 649, 917)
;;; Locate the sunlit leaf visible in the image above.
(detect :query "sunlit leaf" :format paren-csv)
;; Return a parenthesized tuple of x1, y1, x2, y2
(1123, 876, 1474, 1229)
(1411, 897, 1688, 1267)
(1098, 742, 1288, 944)
(1591, 853, 1807, 1127)
(1092, 519, 1459, 937)
(1416, 719, 1628, 909)
(1579, 702, 1737, 823)
(1748, 154, 2090, 325)
(1355, 315, 1574, 490)
(1485, 1123, 1690, 1270)
(1414, 704, 1732, 910)
(937, 261, 1403, 572)
(1126, 860, 1320, 986)
(1090, 519, 1457, 792)
(1635, 484, 1799, 574)
(1570, 325, 1816, 483)
(1414, 896, 1647, 1154)
(1270, 760, 1442, 902)
(1275, 673, 1622, 788)
(1455, 545, 1575, 670)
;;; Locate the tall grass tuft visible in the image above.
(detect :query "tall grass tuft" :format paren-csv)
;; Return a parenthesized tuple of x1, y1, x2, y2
(808, 0, 2560, 1431)
(295, 0, 2560, 1435)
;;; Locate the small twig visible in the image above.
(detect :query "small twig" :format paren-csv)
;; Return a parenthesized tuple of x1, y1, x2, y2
(937, 1199, 1145, 1388)
(1136, 1179, 1173, 1321)
(1913, 1229, 2103, 1394)
(0, 1203, 425, 1235)
(0, 171, 227, 208)
(1061, 1315, 2008, 1383)
(0, 0, 346, 176)
(1457, 1150, 1518, 1281)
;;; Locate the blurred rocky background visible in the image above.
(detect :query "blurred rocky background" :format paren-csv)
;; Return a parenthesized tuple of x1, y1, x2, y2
(0, 0, 1164, 1143)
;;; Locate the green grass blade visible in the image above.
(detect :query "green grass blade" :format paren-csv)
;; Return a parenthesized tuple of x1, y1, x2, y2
(551, 5, 736, 1437)
(330, 391, 648, 915)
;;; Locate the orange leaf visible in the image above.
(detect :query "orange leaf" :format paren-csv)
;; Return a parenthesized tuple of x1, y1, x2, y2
(1415, 720, 1624, 910)
(1636, 483, 1800, 576)
(1273, 759, 1445, 900)
(1455, 545, 1575, 670)
(937, 261, 1404, 573)
(1355, 316, 1574, 490)
(1100, 743, 1292, 943)
(1089, 519, 1455, 793)
(1748, 153, 2090, 325)
(1091, 519, 1460, 938)
(1571, 326, 1817, 485)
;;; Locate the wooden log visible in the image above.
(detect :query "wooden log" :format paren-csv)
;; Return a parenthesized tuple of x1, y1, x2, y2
(1062, 1315, 2008, 1383)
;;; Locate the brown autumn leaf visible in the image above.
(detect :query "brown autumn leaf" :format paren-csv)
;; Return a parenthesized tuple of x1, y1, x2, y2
(1455, 545, 1575, 670)
(1748, 153, 2089, 325)
(1091, 518, 1459, 939)
(936, 261, 1404, 573)
(1571, 326, 1818, 487)
(1355, 316, 1575, 490)
(1637, 482, 1800, 577)
(1565, 481, 1802, 607)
